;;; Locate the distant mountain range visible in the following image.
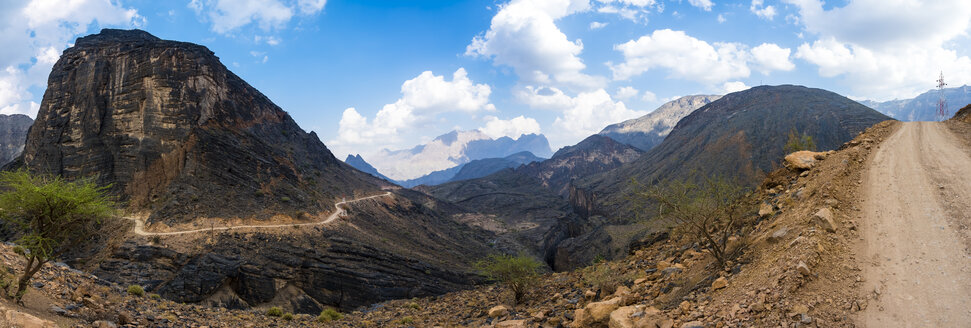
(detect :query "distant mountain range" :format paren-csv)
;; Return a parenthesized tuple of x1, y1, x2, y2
(599, 95, 721, 151)
(346, 151, 544, 187)
(358, 130, 552, 181)
(344, 154, 393, 181)
(862, 85, 971, 121)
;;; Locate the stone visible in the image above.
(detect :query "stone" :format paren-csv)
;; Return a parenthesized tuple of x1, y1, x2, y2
(679, 301, 692, 313)
(711, 277, 728, 290)
(812, 208, 838, 232)
(758, 203, 773, 218)
(496, 319, 527, 328)
(609, 306, 669, 328)
(608, 305, 640, 328)
(661, 267, 683, 276)
(784, 151, 824, 170)
(681, 321, 705, 328)
(93, 321, 118, 328)
(614, 285, 632, 297)
(585, 289, 598, 299)
(790, 304, 810, 316)
(767, 227, 789, 242)
(796, 261, 811, 276)
(488, 305, 511, 318)
(2, 306, 58, 328)
(49, 306, 67, 315)
(572, 308, 592, 327)
(634, 278, 648, 285)
(585, 297, 623, 322)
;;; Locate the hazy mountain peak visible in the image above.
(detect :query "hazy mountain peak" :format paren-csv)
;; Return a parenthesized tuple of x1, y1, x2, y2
(599, 94, 721, 151)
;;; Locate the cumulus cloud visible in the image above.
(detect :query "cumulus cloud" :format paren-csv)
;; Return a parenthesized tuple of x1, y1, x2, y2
(785, 0, 971, 99)
(189, 0, 326, 34)
(466, 0, 606, 90)
(722, 81, 751, 93)
(749, 0, 776, 20)
(550, 89, 647, 147)
(688, 0, 714, 11)
(516, 85, 576, 110)
(614, 86, 639, 100)
(751, 43, 795, 73)
(610, 29, 793, 85)
(0, 0, 143, 117)
(330, 68, 496, 154)
(589, 21, 608, 29)
(641, 90, 657, 102)
(480, 115, 542, 139)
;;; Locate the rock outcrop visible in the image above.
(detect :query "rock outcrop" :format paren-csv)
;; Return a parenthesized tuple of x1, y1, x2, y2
(13, 28, 386, 224)
(0, 114, 32, 166)
(600, 95, 721, 151)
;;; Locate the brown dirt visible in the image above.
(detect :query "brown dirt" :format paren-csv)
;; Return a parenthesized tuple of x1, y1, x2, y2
(859, 122, 971, 326)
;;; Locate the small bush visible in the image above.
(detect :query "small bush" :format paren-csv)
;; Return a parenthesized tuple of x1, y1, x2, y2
(407, 302, 421, 310)
(473, 253, 543, 304)
(281, 313, 294, 321)
(280, 196, 291, 202)
(127, 285, 145, 297)
(317, 308, 343, 322)
(266, 306, 284, 317)
(784, 128, 816, 153)
(398, 316, 415, 324)
(149, 293, 161, 300)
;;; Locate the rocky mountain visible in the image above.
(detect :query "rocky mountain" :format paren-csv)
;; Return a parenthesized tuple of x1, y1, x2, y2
(7, 29, 498, 314)
(0, 114, 32, 166)
(861, 85, 971, 121)
(425, 135, 644, 270)
(398, 151, 543, 187)
(343, 154, 392, 182)
(599, 95, 721, 151)
(366, 130, 551, 181)
(579, 85, 891, 219)
(954, 103, 971, 123)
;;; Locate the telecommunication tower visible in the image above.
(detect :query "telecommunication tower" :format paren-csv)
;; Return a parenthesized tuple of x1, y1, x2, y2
(937, 71, 948, 118)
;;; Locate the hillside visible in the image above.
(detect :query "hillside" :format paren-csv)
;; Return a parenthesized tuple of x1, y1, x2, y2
(343, 154, 393, 182)
(448, 151, 543, 183)
(581, 85, 891, 219)
(2, 29, 499, 314)
(365, 130, 552, 181)
(862, 85, 971, 121)
(0, 114, 32, 166)
(599, 95, 721, 151)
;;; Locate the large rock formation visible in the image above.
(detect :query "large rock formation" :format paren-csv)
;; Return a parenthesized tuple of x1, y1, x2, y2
(14, 29, 496, 314)
(599, 95, 721, 151)
(14, 29, 386, 224)
(0, 114, 32, 166)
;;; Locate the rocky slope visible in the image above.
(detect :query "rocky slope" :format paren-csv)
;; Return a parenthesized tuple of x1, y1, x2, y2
(4, 29, 500, 315)
(343, 154, 392, 182)
(581, 85, 891, 220)
(861, 85, 971, 121)
(0, 114, 32, 166)
(448, 151, 542, 183)
(366, 130, 552, 181)
(599, 95, 721, 151)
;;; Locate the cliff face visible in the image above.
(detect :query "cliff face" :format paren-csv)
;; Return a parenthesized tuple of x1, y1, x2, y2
(18, 29, 384, 224)
(0, 114, 32, 166)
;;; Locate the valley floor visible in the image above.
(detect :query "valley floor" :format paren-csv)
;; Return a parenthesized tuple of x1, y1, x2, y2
(859, 122, 971, 326)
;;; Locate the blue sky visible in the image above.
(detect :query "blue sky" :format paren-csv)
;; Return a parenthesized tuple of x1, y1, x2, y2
(2, 0, 970, 159)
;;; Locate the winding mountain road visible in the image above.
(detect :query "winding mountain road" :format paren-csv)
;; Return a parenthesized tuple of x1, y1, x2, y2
(123, 192, 393, 236)
(861, 122, 971, 327)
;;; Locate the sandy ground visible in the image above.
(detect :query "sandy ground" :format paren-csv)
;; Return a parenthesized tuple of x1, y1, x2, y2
(861, 122, 971, 327)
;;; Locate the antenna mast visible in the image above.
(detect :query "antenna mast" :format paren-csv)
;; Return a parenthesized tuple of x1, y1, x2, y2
(937, 71, 948, 119)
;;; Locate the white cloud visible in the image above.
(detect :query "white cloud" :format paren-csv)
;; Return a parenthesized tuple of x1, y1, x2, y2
(688, 0, 714, 11)
(516, 85, 576, 110)
(785, 0, 971, 100)
(749, 0, 776, 20)
(596, 0, 656, 6)
(190, 0, 326, 34)
(609, 29, 793, 85)
(614, 86, 639, 100)
(589, 21, 608, 29)
(751, 43, 795, 73)
(641, 90, 657, 102)
(480, 115, 542, 139)
(722, 81, 750, 93)
(0, 0, 143, 118)
(550, 89, 646, 147)
(330, 68, 496, 154)
(717, 13, 726, 23)
(466, 0, 606, 90)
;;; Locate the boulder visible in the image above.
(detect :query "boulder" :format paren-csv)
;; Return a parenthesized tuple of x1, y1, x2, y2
(586, 297, 623, 322)
(758, 203, 773, 218)
(609, 306, 670, 328)
(489, 305, 511, 318)
(573, 308, 592, 327)
(2, 306, 57, 328)
(711, 277, 728, 290)
(811, 208, 837, 232)
(784, 151, 825, 170)
(496, 319, 527, 328)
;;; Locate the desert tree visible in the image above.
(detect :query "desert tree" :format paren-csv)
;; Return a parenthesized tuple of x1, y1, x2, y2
(0, 170, 115, 301)
(473, 253, 543, 304)
(784, 128, 817, 153)
(630, 175, 754, 267)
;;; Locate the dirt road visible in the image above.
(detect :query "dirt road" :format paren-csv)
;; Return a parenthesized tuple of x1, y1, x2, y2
(122, 192, 393, 236)
(861, 122, 971, 327)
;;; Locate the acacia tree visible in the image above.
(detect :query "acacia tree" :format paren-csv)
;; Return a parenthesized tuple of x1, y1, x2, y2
(630, 176, 753, 267)
(0, 170, 115, 301)
(473, 253, 543, 304)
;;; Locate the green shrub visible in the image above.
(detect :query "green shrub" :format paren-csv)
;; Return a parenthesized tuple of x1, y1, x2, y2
(784, 129, 817, 153)
(398, 316, 415, 324)
(266, 306, 284, 317)
(473, 253, 543, 304)
(281, 312, 294, 321)
(127, 285, 145, 297)
(317, 308, 343, 322)
(407, 302, 421, 310)
(149, 293, 161, 300)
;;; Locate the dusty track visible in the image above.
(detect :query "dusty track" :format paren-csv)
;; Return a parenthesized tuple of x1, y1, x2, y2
(861, 122, 971, 327)
(122, 192, 393, 236)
